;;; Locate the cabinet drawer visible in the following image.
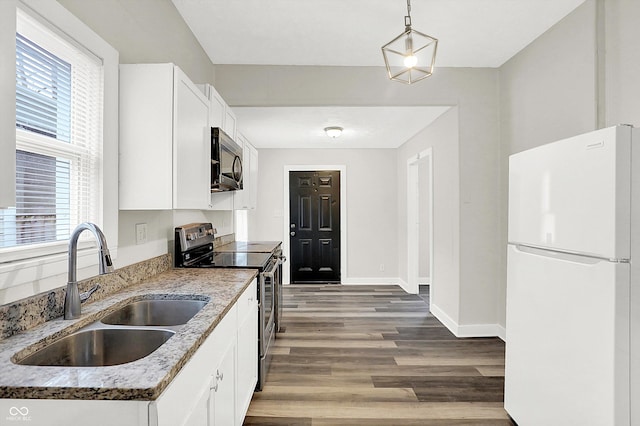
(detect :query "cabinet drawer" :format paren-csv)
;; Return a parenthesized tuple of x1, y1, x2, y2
(237, 278, 257, 321)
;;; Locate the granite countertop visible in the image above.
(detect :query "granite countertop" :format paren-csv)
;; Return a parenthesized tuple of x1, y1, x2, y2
(0, 267, 258, 401)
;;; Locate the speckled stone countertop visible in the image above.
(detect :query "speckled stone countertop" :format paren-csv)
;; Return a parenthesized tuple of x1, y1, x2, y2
(0, 266, 258, 401)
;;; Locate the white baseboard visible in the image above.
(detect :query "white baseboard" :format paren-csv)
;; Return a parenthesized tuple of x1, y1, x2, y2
(341, 277, 415, 293)
(341, 277, 403, 286)
(418, 276, 430, 285)
(430, 302, 503, 338)
(283, 278, 405, 287)
(496, 324, 506, 341)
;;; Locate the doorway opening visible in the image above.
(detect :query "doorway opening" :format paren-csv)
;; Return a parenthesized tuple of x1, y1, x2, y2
(407, 148, 434, 296)
(283, 165, 347, 285)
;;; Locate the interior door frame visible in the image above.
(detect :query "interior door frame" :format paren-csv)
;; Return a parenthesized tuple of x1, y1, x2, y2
(407, 148, 434, 295)
(283, 165, 347, 285)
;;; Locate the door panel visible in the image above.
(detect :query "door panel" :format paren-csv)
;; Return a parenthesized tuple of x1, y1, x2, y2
(290, 170, 340, 283)
(504, 244, 630, 426)
(299, 196, 312, 230)
(297, 239, 313, 272)
(508, 126, 631, 258)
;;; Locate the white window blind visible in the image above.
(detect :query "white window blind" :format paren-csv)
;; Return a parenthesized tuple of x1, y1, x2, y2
(0, 9, 104, 254)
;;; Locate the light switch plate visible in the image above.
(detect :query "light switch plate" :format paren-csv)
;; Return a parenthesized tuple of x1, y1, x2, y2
(135, 223, 147, 245)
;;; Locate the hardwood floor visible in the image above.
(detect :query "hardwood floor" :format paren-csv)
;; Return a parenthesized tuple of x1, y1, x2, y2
(244, 284, 515, 426)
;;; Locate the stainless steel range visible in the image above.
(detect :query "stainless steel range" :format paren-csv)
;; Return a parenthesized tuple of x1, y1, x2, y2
(174, 223, 282, 391)
(216, 240, 285, 333)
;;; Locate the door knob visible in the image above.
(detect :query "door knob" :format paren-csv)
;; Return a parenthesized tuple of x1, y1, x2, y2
(290, 231, 295, 236)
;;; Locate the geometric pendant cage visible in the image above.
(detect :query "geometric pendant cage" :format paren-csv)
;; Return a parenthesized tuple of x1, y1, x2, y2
(381, 0, 438, 84)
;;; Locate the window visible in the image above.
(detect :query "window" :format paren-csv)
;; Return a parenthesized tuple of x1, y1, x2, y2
(0, 9, 104, 251)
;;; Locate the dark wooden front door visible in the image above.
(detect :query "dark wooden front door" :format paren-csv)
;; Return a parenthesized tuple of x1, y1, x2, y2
(289, 170, 340, 283)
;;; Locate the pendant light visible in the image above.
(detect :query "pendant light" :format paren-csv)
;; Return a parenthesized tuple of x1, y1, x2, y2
(381, 0, 438, 84)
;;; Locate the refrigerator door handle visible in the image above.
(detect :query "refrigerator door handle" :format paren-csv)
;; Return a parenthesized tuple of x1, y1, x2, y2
(511, 243, 630, 264)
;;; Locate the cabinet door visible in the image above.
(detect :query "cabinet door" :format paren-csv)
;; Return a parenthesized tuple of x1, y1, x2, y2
(233, 134, 258, 210)
(210, 340, 236, 426)
(209, 192, 234, 211)
(208, 86, 226, 129)
(119, 63, 174, 210)
(182, 380, 211, 426)
(154, 298, 237, 426)
(247, 143, 258, 209)
(236, 280, 258, 423)
(173, 67, 210, 209)
(224, 107, 237, 140)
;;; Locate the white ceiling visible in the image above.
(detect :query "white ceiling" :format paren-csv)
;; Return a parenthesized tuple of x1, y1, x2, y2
(233, 106, 451, 149)
(173, 0, 587, 148)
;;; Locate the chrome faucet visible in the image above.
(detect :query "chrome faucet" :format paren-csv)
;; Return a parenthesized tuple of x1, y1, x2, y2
(64, 222, 114, 320)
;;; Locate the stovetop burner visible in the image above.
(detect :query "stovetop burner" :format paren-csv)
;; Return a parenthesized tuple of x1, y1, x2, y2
(197, 252, 273, 270)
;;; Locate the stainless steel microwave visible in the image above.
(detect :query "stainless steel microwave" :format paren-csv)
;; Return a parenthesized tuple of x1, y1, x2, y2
(211, 127, 243, 192)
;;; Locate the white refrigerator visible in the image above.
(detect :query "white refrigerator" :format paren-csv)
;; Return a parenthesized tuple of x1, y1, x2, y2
(505, 125, 639, 426)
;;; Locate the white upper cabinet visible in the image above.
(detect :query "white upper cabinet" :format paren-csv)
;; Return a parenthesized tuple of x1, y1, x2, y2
(119, 63, 209, 210)
(199, 84, 258, 211)
(224, 107, 237, 140)
(234, 132, 258, 210)
(198, 83, 225, 130)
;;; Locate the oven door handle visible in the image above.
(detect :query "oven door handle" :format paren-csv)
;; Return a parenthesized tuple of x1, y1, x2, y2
(262, 258, 279, 278)
(182, 251, 213, 267)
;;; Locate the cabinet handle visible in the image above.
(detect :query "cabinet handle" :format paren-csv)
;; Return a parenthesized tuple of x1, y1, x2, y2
(212, 381, 219, 392)
(216, 369, 224, 381)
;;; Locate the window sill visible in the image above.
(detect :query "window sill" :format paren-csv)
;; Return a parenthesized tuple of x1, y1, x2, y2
(0, 245, 119, 305)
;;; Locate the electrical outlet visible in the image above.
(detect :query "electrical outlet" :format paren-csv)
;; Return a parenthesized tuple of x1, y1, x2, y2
(379, 263, 385, 272)
(135, 223, 147, 245)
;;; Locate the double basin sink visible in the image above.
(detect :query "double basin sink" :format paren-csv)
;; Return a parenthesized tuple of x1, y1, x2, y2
(13, 297, 208, 367)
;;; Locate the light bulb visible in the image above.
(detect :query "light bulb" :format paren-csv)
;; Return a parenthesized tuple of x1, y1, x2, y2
(324, 126, 343, 138)
(404, 54, 418, 68)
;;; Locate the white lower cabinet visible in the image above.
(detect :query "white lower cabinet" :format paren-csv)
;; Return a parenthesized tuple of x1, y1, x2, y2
(210, 337, 236, 425)
(0, 399, 148, 426)
(235, 278, 259, 423)
(152, 294, 236, 426)
(153, 277, 257, 426)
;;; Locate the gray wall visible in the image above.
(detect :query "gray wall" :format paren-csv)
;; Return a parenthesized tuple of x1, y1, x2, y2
(418, 160, 430, 281)
(605, 0, 640, 127)
(254, 149, 399, 281)
(59, 0, 215, 83)
(499, 1, 597, 156)
(397, 108, 461, 323)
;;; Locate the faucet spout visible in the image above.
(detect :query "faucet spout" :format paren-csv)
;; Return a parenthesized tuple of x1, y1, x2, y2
(64, 223, 113, 320)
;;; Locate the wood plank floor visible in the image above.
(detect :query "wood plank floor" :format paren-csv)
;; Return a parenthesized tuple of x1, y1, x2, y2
(244, 284, 515, 426)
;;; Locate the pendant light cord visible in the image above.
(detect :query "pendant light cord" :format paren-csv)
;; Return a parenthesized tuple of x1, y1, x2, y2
(405, 0, 412, 28)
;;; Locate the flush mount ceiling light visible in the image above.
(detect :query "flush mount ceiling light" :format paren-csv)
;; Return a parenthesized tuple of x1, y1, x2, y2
(324, 126, 343, 139)
(381, 0, 438, 84)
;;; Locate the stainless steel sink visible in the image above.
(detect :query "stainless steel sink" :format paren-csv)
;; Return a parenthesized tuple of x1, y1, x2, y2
(16, 328, 174, 367)
(100, 299, 208, 326)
